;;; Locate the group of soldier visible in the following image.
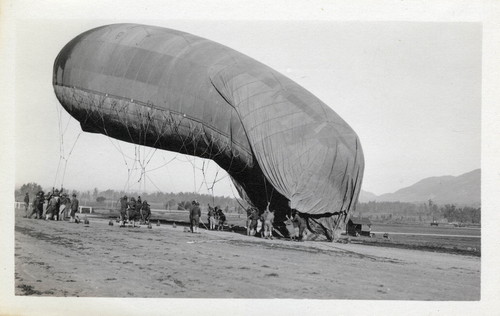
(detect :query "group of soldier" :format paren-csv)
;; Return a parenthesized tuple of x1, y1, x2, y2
(23, 189, 307, 240)
(118, 195, 152, 226)
(206, 204, 226, 231)
(246, 203, 307, 241)
(246, 202, 276, 239)
(192, 200, 307, 241)
(188, 201, 226, 233)
(24, 189, 80, 222)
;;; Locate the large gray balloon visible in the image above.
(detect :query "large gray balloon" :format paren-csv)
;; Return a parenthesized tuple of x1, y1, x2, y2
(53, 24, 364, 240)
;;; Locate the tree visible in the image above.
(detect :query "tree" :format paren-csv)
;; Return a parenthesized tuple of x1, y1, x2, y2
(96, 196, 106, 203)
(441, 204, 457, 222)
(15, 182, 43, 201)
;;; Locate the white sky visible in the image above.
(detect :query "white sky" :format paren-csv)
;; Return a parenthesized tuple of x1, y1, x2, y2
(13, 19, 481, 196)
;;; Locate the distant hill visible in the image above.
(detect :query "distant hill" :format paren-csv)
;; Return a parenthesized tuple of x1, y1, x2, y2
(359, 169, 480, 206)
(358, 190, 378, 202)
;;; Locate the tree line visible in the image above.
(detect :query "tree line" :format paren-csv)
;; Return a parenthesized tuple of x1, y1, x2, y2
(15, 183, 480, 223)
(356, 200, 480, 224)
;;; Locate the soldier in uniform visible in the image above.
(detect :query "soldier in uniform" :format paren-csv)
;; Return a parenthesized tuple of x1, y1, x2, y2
(23, 193, 30, 217)
(119, 195, 128, 224)
(216, 206, 226, 231)
(135, 197, 143, 222)
(261, 202, 274, 239)
(291, 209, 307, 241)
(36, 191, 45, 219)
(27, 191, 42, 219)
(58, 193, 70, 221)
(141, 200, 151, 223)
(70, 193, 79, 222)
(247, 207, 260, 236)
(46, 189, 61, 220)
(127, 197, 137, 222)
(189, 200, 201, 233)
(207, 204, 216, 230)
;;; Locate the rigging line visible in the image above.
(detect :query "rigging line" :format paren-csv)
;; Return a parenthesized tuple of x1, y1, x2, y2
(54, 103, 66, 188)
(199, 160, 213, 194)
(146, 118, 168, 161)
(145, 174, 162, 192)
(141, 110, 165, 165)
(190, 156, 197, 193)
(61, 110, 73, 136)
(210, 169, 229, 188)
(59, 132, 83, 186)
(102, 126, 134, 174)
(113, 105, 136, 147)
(145, 155, 177, 173)
(60, 159, 69, 188)
(57, 106, 65, 158)
(263, 175, 270, 204)
(144, 148, 158, 168)
(124, 167, 133, 192)
(211, 174, 229, 186)
(142, 109, 153, 165)
(53, 158, 62, 188)
(228, 181, 247, 210)
(106, 136, 134, 163)
(66, 132, 82, 158)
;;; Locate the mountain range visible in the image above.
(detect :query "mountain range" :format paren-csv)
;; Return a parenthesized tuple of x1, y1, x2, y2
(359, 169, 480, 206)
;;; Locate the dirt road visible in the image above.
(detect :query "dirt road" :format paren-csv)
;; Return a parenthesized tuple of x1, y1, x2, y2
(14, 215, 480, 300)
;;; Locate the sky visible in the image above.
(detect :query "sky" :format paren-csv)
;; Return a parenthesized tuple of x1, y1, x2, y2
(12, 19, 481, 197)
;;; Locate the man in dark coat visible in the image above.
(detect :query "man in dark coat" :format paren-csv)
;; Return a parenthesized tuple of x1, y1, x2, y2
(216, 207, 226, 231)
(127, 197, 137, 221)
(141, 200, 151, 223)
(119, 195, 128, 224)
(58, 193, 71, 221)
(46, 189, 60, 220)
(36, 191, 45, 219)
(246, 207, 259, 236)
(135, 198, 143, 222)
(28, 192, 42, 219)
(70, 193, 79, 222)
(24, 193, 30, 217)
(291, 209, 307, 241)
(189, 200, 201, 233)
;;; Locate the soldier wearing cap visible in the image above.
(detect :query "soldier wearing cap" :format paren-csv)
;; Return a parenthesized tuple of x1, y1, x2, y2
(135, 197, 143, 221)
(46, 189, 60, 220)
(23, 193, 30, 218)
(127, 197, 137, 222)
(27, 191, 43, 219)
(70, 193, 79, 222)
(119, 195, 128, 224)
(291, 209, 307, 241)
(189, 200, 201, 233)
(36, 191, 45, 219)
(58, 192, 70, 221)
(142, 200, 151, 223)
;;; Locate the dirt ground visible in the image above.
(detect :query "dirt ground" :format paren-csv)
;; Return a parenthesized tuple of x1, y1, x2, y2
(14, 213, 480, 300)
